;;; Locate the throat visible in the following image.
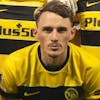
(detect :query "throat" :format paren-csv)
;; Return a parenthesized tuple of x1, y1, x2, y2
(38, 46, 70, 71)
(42, 56, 68, 71)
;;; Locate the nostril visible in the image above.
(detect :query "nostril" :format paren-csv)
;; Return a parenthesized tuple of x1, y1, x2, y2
(51, 39, 58, 43)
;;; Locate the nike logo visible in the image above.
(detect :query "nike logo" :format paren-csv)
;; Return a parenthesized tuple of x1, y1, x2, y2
(86, 1, 100, 7)
(24, 91, 40, 96)
(0, 9, 8, 12)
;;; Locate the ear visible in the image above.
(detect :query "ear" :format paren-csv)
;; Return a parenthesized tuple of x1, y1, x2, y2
(32, 28, 38, 37)
(70, 26, 77, 41)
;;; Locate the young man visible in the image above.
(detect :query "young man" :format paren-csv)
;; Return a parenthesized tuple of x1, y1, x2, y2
(0, 0, 100, 100)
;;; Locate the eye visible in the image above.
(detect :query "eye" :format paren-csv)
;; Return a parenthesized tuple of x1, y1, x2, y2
(42, 27, 53, 33)
(57, 27, 67, 33)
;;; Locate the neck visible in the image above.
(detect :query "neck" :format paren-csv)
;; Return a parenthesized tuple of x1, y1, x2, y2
(39, 47, 69, 69)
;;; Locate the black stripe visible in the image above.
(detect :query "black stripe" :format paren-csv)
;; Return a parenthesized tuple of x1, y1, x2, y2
(79, 30, 100, 46)
(0, 39, 37, 54)
(0, 85, 84, 99)
(0, 86, 84, 99)
(20, 86, 84, 100)
(0, 88, 22, 99)
(77, 0, 100, 13)
(0, 4, 37, 21)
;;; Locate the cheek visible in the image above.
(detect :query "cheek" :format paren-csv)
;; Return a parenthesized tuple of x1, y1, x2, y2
(37, 34, 47, 44)
(37, 31, 50, 42)
(36, 31, 43, 41)
(61, 35, 69, 42)
(63, 32, 72, 41)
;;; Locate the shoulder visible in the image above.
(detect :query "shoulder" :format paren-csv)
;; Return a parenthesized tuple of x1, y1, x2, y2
(68, 42, 100, 69)
(68, 42, 86, 55)
(69, 42, 97, 59)
(3, 42, 40, 67)
(10, 41, 40, 57)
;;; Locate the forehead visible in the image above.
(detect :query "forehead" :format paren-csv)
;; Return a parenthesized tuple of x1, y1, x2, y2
(37, 11, 72, 27)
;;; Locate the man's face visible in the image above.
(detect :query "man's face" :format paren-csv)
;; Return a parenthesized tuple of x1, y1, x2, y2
(36, 11, 75, 58)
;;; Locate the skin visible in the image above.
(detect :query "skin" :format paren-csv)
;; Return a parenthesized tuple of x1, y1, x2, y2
(35, 11, 76, 68)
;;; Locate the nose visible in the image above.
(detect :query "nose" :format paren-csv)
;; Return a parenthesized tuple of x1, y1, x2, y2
(51, 29, 58, 42)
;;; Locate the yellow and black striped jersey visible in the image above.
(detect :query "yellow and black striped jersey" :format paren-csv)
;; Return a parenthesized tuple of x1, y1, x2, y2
(76, 0, 100, 58)
(76, 0, 100, 46)
(0, 42, 100, 100)
(0, 0, 47, 54)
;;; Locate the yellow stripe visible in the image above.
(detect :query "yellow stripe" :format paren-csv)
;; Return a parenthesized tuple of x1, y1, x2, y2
(77, 11, 100, 31)
(81, 45, 100, 59)
(0, 1, 46, 7)
(0, 19, 37, 41)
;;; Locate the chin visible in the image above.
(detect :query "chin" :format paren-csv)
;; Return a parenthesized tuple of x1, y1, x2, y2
(49, 55, 58, 58)
(48, 52, 60, 58)
(46, 49, 62, 58)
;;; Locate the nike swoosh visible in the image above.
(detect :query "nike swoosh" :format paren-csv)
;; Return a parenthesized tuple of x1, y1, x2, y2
(86, 1, 100, 7)
(0, 9, 8, 12)
(24, 91, 40, 96)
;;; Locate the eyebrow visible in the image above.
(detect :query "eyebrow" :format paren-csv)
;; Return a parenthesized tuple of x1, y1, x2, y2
(42, 26, 68, 29)
(42, 26, 68, 33)
(57, 27, 67, 30)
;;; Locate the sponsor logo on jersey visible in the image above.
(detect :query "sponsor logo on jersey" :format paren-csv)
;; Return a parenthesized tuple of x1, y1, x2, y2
(64, 88, 79, 100)
(86, 1, 100, 7)
(85, 18, 100, 27)
(0, 19, 37, 41)
(0, 9, 8, 12)
(94, 90, 100, 95)
(78, 12, 100, 30)
(0, 24, 33, 37)
(24, 91, 40, 96)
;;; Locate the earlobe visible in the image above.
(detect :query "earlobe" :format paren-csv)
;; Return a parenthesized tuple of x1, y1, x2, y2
(70, 27, 76, 40)
(32, 28, 37, 36)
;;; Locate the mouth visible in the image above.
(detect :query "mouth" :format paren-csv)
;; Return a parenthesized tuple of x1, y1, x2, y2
(50, 46, 59, 50)
(48, 44, 61, 51)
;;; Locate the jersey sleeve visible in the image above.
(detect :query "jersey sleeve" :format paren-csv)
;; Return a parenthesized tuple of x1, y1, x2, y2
(0, 55, 18, 94)
(84, 59, 100, 99)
